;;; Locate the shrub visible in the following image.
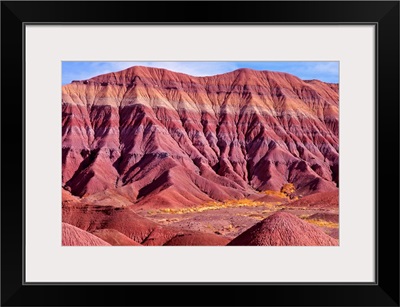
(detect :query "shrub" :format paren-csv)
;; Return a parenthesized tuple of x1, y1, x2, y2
(263, 190, 287, 198)
(281, 183, 296, 197)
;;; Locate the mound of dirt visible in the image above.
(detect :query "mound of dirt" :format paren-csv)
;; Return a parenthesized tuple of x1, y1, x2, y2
(63, 204, 229, 246)
(227, 212, 338, 246)
(307, 212, 339, 223)
(285, 191, 338, 209)
(62, 222, 110, 246)
(326, 228, 339, 240)
(63, 204, 159, 243)
(91, 229, 142, 246)
(161, 231, 229, 246)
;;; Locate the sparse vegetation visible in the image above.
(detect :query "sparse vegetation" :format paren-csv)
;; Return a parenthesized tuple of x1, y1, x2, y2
(206, 224, 216, 231)
(138, 193, 339, 243)
(235, 212, 266, 220)
(305, 219, 338, 228)
(156, 199, 281, 215)
(261, 209, 275, 214)
(262, 190, 287, 198)
(281, 183, 296, 198)
(262, 184, 297, 199)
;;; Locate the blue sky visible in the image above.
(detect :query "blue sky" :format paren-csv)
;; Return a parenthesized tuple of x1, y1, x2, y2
(62, 61, 339, 85)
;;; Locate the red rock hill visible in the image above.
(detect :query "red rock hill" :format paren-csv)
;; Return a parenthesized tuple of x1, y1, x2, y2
(228, 212, 338, 246)
(62, 66, 339, 208)
(62, 222, 111, 246)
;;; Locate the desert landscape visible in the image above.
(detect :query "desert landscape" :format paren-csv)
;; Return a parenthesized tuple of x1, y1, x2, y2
(62, 64, 339, 246)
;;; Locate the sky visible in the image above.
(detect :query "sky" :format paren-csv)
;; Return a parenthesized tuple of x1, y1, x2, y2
(62, 61, 339, 85)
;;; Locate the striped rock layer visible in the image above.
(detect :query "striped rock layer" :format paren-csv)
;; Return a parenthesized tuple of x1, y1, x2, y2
(62, 66, 339, 208)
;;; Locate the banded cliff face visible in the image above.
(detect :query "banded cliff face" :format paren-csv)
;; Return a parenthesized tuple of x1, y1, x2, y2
(62, 66, 339, 208)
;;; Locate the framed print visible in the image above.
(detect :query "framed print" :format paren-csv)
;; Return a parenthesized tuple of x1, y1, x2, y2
(1, 1, 399, 306)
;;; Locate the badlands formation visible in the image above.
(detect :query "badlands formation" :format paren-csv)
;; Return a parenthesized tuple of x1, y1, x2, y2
(62, 66, 339, 246)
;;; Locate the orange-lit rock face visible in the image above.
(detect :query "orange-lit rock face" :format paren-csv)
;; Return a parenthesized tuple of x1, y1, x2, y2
(62, 66, 338, 208)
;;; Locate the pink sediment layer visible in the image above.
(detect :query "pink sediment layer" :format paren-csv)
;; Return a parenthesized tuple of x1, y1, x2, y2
(62, 66, 339, 208)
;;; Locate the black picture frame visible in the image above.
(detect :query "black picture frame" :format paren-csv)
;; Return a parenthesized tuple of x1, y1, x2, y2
(1, 1, 399, 306)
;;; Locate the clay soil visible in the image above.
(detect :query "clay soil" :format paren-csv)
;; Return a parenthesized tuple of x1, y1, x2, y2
(135, 201, 339, 240)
